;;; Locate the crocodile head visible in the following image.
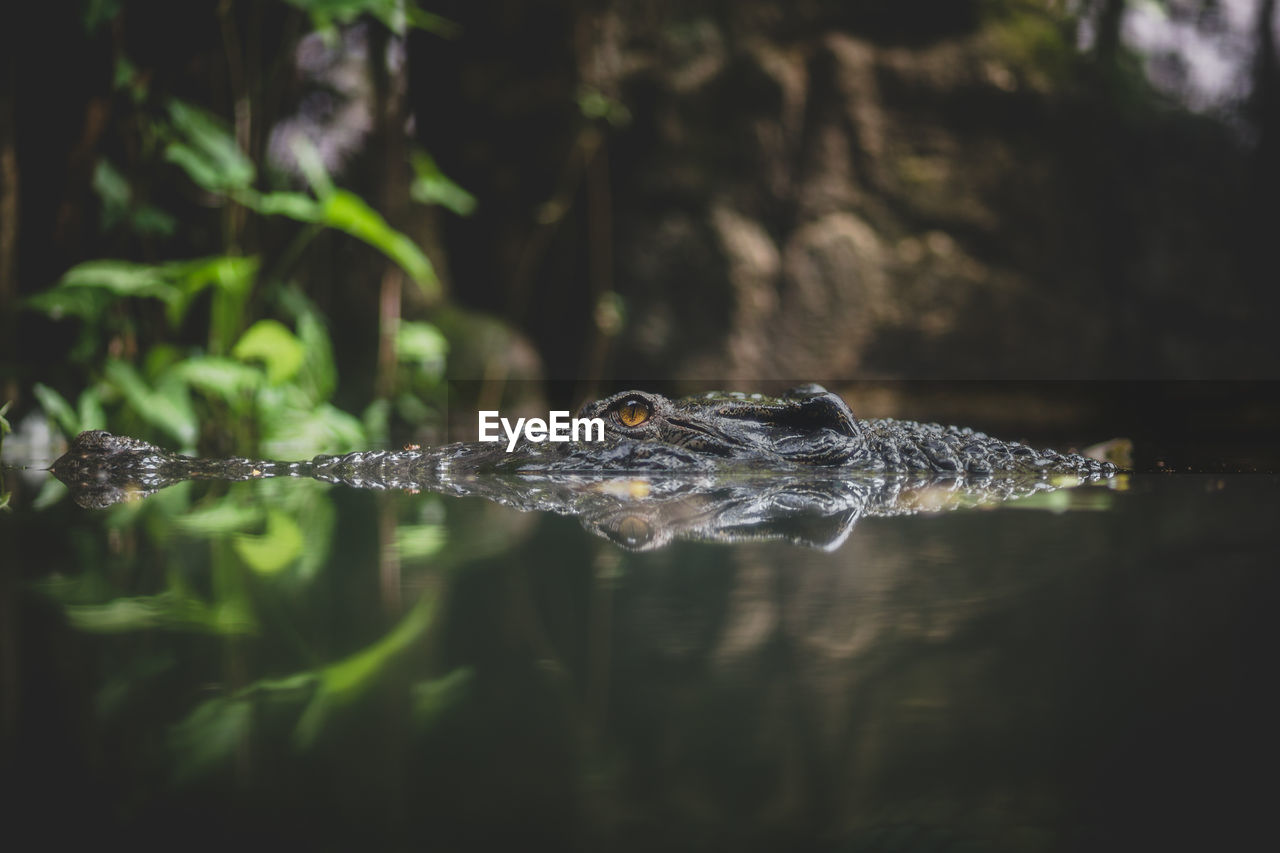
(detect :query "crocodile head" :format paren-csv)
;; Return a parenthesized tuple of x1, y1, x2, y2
(504, 384, 867, 471)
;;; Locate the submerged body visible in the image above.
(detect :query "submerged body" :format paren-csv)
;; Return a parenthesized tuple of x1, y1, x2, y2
(52, 384, 1114, 493)
(53, 385, 1116, 489)
(50, 386, 1118, 546)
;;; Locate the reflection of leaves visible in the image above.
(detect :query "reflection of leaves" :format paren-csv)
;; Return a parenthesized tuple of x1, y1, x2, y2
(394, 523, 447, 561)
(166, 592, 440, 780)
(412, 667, 473, 727)
(233, 510, 305, 575)
(169, 695, 253, 782)
(1013, 486, 1116, 512)
(62, 591, 257, 635)
(294, 593, 436, 747)
(173, 499, 264, 537)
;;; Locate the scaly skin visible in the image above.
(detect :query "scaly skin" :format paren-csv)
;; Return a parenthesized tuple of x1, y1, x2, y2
(51, 386, 1117, 527)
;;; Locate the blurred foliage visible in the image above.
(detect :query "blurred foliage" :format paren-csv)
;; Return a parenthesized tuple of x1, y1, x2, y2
(409, 149, 477, 216)
(34, 469, 476, 777)
(166, 590, 449, 775)
(986, 0, 1081, 89)
(576, 86, 632, 127)
(0, 401, 9, 509)
(282, 0, 459, 37)
(30, 288, 368, 455)
(22, 1, 467, 456)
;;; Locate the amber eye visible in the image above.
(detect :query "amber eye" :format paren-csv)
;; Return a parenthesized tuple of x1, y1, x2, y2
(616, 398, 651, 427)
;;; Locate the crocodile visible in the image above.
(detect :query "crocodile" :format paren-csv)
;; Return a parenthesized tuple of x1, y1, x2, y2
(50, 385, 1118, 548)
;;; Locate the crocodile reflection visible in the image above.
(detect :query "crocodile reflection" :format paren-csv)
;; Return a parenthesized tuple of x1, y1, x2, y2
(50, 385, 1117, 550)
(444, 471, 1086, 551)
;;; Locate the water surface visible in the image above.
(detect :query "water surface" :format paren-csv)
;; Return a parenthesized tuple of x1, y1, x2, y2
(1, 464, 1275, 851)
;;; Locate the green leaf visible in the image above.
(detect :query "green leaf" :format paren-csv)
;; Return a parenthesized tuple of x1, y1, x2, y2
(233, 510, 304, 574)
(93, 159, 131, 229)
(32, 255, 255, 328)
(260, 402, 366, 458)
(296, 309, 338, 402)
(362, 398, 391, 446)
(577, 87, 632, 127)
(172, 255, 260, 294)
(83, 0, 123, 34)
(165, 255, 259, 329)
(24, 286, 110, 320)
(32, 383, 80, 437)
(76, 387, 107, 432)
(113, 53, 148, 102)
(0, 401, 12, 439)
(319, 190, 438, 295)
(164, 99, 255, 192)
(241, 189, 323, 222)
(174, 356, 265, 399)
(233, 320, 306, 385)
(395, 320, 448, 366)
(165, 144, 228, 194)
(289, 135, 334, 200)
(130, 204, 177, 237)
(404, 5, 461, 37)
(409, 150, 476, 216)
(57, 259, 180, 303)
(103, 359, 198, 448)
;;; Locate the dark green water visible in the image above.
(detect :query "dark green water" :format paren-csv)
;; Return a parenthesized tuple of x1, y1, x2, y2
(1, 466, 1276, 851)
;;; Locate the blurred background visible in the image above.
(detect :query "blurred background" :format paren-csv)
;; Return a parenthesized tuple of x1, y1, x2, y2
(3, 6, 1279, 849)
(0, 0, 1277, 459)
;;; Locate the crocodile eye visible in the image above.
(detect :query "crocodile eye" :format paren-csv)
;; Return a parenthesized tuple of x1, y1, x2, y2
(616, 398, 651, 428)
